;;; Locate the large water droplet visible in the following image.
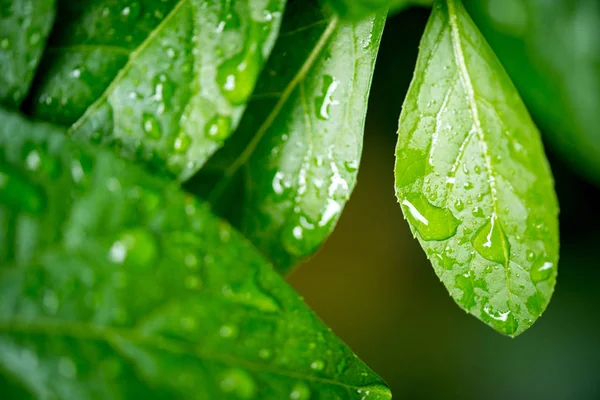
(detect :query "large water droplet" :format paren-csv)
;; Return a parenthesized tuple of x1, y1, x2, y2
(216, 42, 261, 104)
(400, 193, 460, 241)
(472, 213, 509, 264)
(530, 258, 554, 283)
(219, 369, 256, 399)
(310, 360, 325, 371)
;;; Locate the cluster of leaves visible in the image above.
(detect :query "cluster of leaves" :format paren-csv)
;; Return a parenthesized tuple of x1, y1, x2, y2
(2, 0, 598, 397)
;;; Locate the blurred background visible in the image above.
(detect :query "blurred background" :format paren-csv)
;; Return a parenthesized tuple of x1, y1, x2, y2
(290, 4, 600, 399)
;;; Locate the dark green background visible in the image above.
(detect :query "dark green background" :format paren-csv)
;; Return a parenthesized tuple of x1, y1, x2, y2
(291, 6, 600, 399)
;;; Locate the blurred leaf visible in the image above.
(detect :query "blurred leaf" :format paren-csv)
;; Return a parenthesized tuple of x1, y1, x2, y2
(190, 1, 385, 273)
(25, 0, 284, 181)
(463, 0, 600, 185)
(326, 0, 431, 20)
(395, 0, 559, 336)
(0, 0, 56, 108)
(0, 110, 391, 400)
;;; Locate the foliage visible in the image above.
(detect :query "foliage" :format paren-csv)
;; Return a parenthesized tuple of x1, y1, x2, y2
(1, 0, 598, 397)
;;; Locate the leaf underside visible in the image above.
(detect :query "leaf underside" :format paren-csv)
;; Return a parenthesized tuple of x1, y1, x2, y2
(395, 0, 559, 336)
(190, 0, 386, 273)
(25, 0, 284, 181)
(0, 110, 390, 400)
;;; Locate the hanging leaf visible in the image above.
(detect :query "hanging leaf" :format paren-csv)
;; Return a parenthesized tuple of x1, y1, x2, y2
(190, 1, 385, 273)
(394, 0, 559, 336)
(0, 110, 390, 400)
(25, 0, 284, 181)
(0, 0, 56, 107)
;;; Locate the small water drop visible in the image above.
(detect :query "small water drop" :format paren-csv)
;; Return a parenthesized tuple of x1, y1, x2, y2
(58, 357, 77, 378)
(219, 324, 238, 338)
(43, 290, 59, 314)
(29, 31, 41, 45)
(142, 113, 162, 139)
(310, 360, 325, 371)
(314, 75, 340, 120)
(454, 199, 464, 211)
(219, 369, 256, 399)
(181, 316, 197, 331)
(258, 348, 272, 360)
(173, 133, 191, 153)
(472, 213, 509, 264)
(290, 382, 311, 400)
(205, 114, 232, 142)
(356, 384, 392, 399)
(184, 275, 202, 290)
(184, 253, 199, 270)
(0, 38, 11, 49)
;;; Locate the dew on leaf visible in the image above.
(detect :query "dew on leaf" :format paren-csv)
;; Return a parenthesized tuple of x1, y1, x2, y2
(219, 369, 256, 399)
(290, 382, 311, 400)
(356, 384, 393, 399)
(310, 360, 325, 371)
(205, 114, 231, 142)
(58, 357, 77, 378)
(400, 193, 460, 241)
(142, 113, 162, 139)
(216, 42, 261, 105)
(530, 259, 553, 283)
(472, 212, 509, 264)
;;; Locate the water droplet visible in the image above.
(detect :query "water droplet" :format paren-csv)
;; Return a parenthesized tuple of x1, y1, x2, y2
(314, 75, 340, 120)
(142, 113, 162, 139)
(166, 47, 176, 58)
(530, 259, 554, 283)
(173, 133, 191, 153)
(356, 384, 393, 399)
(0, 169, 46, 214)
(181, 316, 197, 331)
(108, 229, 157, 267)
(472, 213, 509, 264)
(29, 31, 41, 45)
(58, 357, 77, 378)
(184, 275, 202, 290)
(205, 114, 231, 142)
(310, 360, 324, 371)
(454, 199, 464, 211)
(258, 348, 272, 360)
(219, 369, 256, 399)
(1, 38, 11, 49)
(216, 42, 262, 104)
(184, 253, 199, 270)
(290, 382, 311, 400)
(400, 194, 460, 241)
(219, 324, 238, 338)
(220, 282, 280, 313)
(344, 159, 359, 173)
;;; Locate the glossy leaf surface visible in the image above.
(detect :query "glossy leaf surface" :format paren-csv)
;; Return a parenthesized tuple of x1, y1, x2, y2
(0, 110, 390, 399)
(0, 0, 56, 108)
(463, 0, 600, 185)
(26, 0, 284, 181)
(395, 0, 559, 336)
(192, 1, 385, 273)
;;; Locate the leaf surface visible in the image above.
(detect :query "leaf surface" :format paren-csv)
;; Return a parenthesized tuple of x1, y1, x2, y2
(463, 0, 600, 185)
(0, 110, 390, 400)
(395, 0, 559, 336)
(0, 0, 56, 107)
(190, 1, 385, 273)
(25, 0, 284, 181)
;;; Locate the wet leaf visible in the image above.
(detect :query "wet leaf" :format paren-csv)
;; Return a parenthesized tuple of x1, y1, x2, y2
(463, 0, 600, 185)
(0, 0, 56, 108)
(0, 110, 390, 400)
(190, 1, 385, 273)
(395, 0, 559, 336)
(25, 0, 284, 181)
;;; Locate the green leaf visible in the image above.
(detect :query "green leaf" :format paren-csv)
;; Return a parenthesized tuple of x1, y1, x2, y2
(0, 0, 56, 108)
(0, 110, 390, 400)
(462, 0, 600, 185)
(326, 0, 431, 20)
(190, 1, 385, 273)
(25, 0, 284, 181)
(394, 0, 559, 336)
